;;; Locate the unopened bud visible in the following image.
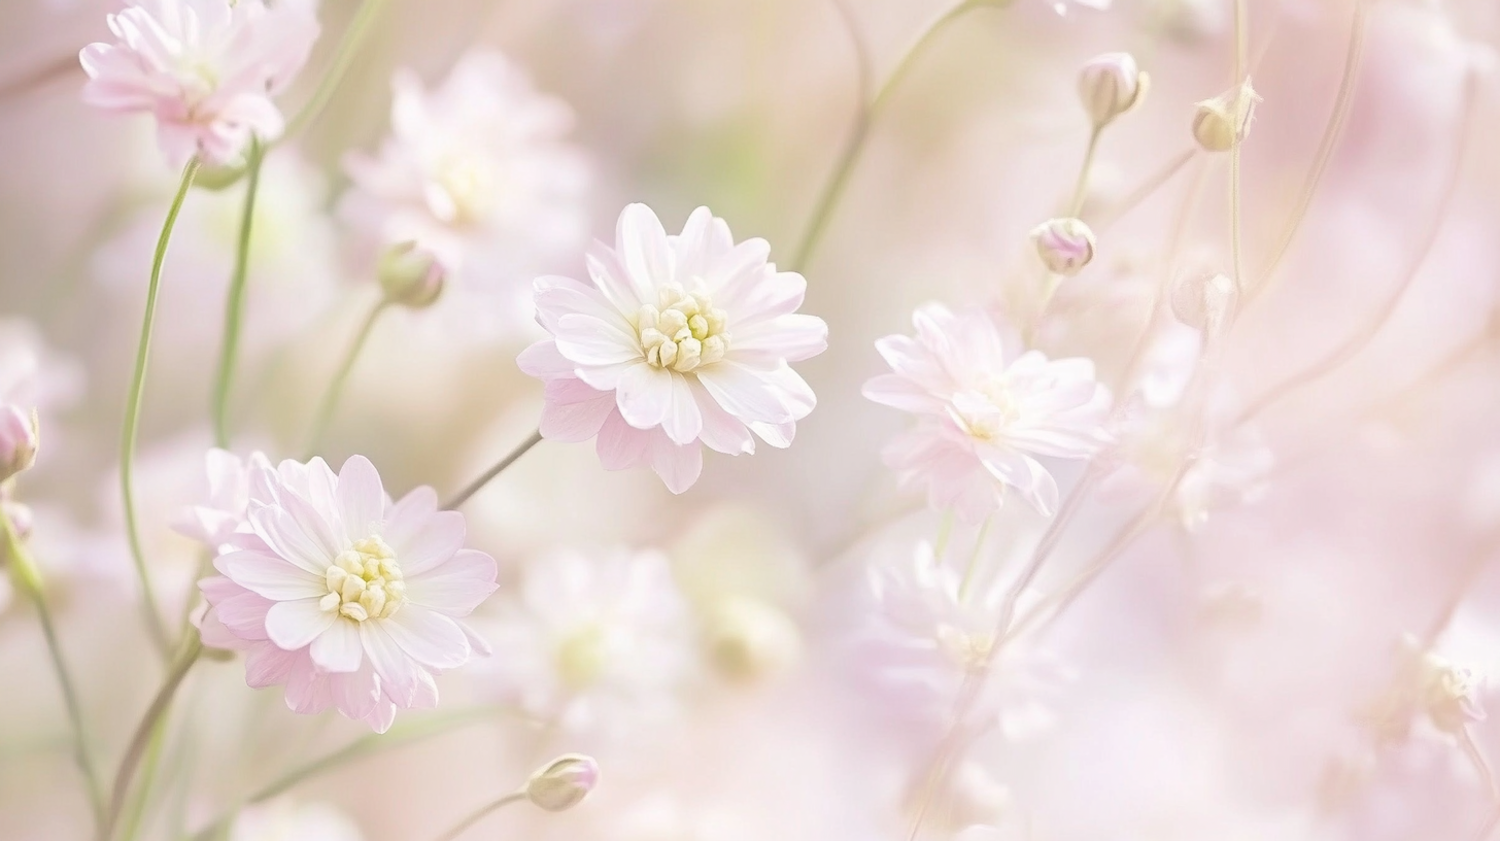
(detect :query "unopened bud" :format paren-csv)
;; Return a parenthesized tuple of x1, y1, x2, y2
(377, 242, 446, 309)
(1029, 217, 1095, 276)
(1078, 52, 1149, 128)
(1191, 80, 1261, 152)
(1169, 271, 1237, 332)
(525, 754, 599, 812)
(0, 406, 39, 483)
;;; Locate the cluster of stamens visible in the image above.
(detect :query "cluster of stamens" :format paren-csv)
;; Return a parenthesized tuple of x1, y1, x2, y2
(636, 283, 730, 373)
(319, 536, 407, 622)
(950, 383, 1020, 442)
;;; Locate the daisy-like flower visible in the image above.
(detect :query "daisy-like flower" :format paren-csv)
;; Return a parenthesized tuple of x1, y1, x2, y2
(477, 548, 693, 736)
(859, 541, 1071, 738)
(862, 303, 1111, 520)
(518, 203, 828, 493)
(340, 49, 589, 336)
(193, 454, 498, 732)
(79, 0, 320, 166)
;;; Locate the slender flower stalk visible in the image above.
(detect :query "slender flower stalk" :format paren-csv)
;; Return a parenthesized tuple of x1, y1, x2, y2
(1, 511, 105, 829)
(431, 791, 526, 841)
(304, 299, 391, 457)
(791, 0, 982, 271)
(118, 714, 170, 841)
(103, 636, 203, 841)
(211, 140, 265, 448)
(1066, 125, 1104, 218)
(444, 429, 544, 509)
(1231, 74, 1479, 429)
(121, 157, 201, 656)
(1245, 0, 1368, 307)
(281, 0, 389, 142)
(186, 706, 514, 841)
(1227, 0, 1249, 297)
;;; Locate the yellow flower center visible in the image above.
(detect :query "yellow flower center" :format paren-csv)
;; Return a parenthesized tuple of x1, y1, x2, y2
(636, 283, 730, 373)
(318, 536, 407, 622)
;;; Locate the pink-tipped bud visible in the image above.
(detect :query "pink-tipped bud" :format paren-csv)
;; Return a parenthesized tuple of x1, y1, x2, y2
(1170, 271, 1237, 333)
(1029, 217, 1096, 276)
(377, 241, 446, 309)
(525, 754, 599, 812)
(1078, 52, 1149, 128)
(1191, 79, 1261, 152)
(0, 406, 39, 483)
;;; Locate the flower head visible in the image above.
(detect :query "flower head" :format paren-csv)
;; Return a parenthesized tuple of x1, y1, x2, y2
(341, 49, 589, 336)
(477, 548, 693, 736)
(1077, 52, 1148, 128)
(194, 454, 498, 732)
(519, 204, 828, 493)
(863, 304, 1111, 519)
(79, 0, 320, 166)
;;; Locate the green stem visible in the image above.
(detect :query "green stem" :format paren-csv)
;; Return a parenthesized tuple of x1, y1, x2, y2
(1227, 0, 1248, 297)
(102, 637, 202, 841)
(118, 712, 170, 841)
(211, 140, 265, 449)
(444, 429, 545, 509)
(1066, 125, 1104, 218)
(304, 299, 390, 458)
(791, 0, 982, 271)
(187, 706, 510, 841)
(431, 792, 527, 841)
(956, 517, 992, 604)
(122, 158, 200, 657)
(1, 512, 105, 828)
(932, 511, 955, 563)
(281, 0, 389, 141)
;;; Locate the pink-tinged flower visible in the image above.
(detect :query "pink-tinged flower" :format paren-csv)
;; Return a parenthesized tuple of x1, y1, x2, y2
(340, 49, 589, 338)
(475, 548, 693, 736)
(863, 304, 1111, 520)
(79, 0, 320, 166)
(857, 540, 1071, 737)
(518, 204, 828, 493)
(173, 448, 268, 553)
(196, 454, 498, 732)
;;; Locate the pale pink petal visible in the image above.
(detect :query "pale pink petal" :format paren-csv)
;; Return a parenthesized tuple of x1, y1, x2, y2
(617, 203, 674, 298)
(615, 362, 675, 430)
(540, 378, 616, 442)
(310, 618, 364, 673)
(359, 621, 420, 706)
(386, 510, 465, 576)
(405, 549, 500, 617)
(660, 372, 704, 445)
(218, 550, 324, 601)
(596, 410, 653, 470)
(336, 455, 387, 542)
(651, 434, 703, 494)
(555, 313, 643, 366)
(245, 644, 300, 689)
(691, 379, 755, 455)
(381, 606, 471, 669)
(330, 665, 380, 721)
(697, 361, 798, 425)
(265, 599, 336, 651)
(517, 340, 573, 379)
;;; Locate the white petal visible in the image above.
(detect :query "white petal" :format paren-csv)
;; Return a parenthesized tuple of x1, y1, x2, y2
(310, 618, 364, 673)
(266, 598, 337, 651)
(381, 606, 471, 670)
(336, 455, 386, 542)
(615, 363, 675, 430)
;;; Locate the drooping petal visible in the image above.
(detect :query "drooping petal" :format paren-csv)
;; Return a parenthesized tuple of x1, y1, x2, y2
(596, 410, 653, 470)
(218, 550, 325, 601)
(651, 434, 703, 494)
(310, 618, 364, 673)
(405, 549, 500, 617)
(266, 598, 337, 651)
(381, 606, 471, 670)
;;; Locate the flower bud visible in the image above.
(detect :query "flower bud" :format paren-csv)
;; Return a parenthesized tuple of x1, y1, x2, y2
(1029, 217, 1095, 276)
(0, 406, 39, 483)
(525, 754, 599, 812)
(377, 241, 446, 309)
(1078, 52, 1149, 128)
(1191, 80, 1261, 152)
(1419, 652, 1485, 734)
(1169, 271, 1237, 332)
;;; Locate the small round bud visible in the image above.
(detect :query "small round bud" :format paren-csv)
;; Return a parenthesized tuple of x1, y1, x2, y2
(1029, 217, 1096, 276)
(377, 242, 446, 309)
(1077, 52, 1149, 128)
(1169, 271, 1237, 332)
(0, 406, 39, 483)
(1191, 80, 1261, 152)
(2, 500, 33, 539)
(525, 754, 599, 812)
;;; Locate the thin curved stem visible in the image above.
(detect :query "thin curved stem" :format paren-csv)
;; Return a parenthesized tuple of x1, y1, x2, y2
(2, 512, 105, 828)
(211, 140, 264, 449)
(304, 299, 390, 458)
(1066, 126, 1104, 218)
(1231, 74, 1479, 429)
(102, 636, 202, 841)
(445, 429, 545, 509)
(122, 157, 200, 657)
(186, 706, 512, 841)
(1245, 0, 1368, 307)
(791, 0, 981, 271)
(281, 0, 389, 142)
(1227, 0, 1249, 298)
(431, 791, 527, 841)
(118, 712, 170, 841)
(0, 51, 79, 101)
(957, 517, 992, 604)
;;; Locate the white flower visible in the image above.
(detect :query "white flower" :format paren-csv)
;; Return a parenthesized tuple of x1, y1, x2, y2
(196, 454, 499, 732)
(79, 0, 320, 166)
(863, 303, 1111, 519)
(477, 548, 693, 736)
(340, 49, 589, 337)
(859, 540, 1072, 738)
(519, 204, 828, 493)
